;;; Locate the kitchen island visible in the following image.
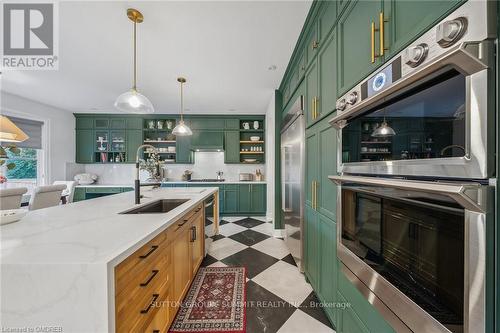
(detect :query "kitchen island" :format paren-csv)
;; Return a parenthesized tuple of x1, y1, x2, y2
(1, 187, 219, 332)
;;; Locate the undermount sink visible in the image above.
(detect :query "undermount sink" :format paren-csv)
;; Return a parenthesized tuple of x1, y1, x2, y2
(120, 199, 189, 214)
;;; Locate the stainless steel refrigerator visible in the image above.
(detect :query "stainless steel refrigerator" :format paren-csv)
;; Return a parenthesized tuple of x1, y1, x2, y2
(280, 96, 305, 272)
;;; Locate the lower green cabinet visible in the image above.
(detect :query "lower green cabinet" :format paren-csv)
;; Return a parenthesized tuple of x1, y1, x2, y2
(72, 186, 135, 202)
(73, 187, 86, 202)
(336, 291, 369, 333)
(238, 184, 266, 215)
(222, 185, 239, 214)
(304, 205, 320, 289)
(318, 214, 338, 322)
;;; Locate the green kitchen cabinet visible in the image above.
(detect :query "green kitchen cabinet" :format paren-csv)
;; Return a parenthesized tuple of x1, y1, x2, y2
(238, 184, 251, 213)
(336, 291, 370, 333)
(176, 135, 194, 164)
(250, 184, 266, 214)
(305, 129, 318, 207)
(94, 118, 109, 129)
(76, 117, 93, 129)
(126, 117, 143, 129)
(191, 130, 224, 149)
(305, 59, 319, 127)
(225, 119, 240, 130)
(317, 29, 338, 121)
(304, 20, 319, 68)
(126, 129, 143, 163)
(317, 0, 337, 45)
(109, 118, 126, 129)
(383, 0, 464, 59)
(318, 215, 338, 322)
(73, 187, 86, 202)
(317, 117, 338, 221)
(76, 129, 94, 163)
(222, 185, 239, 214)
(190, 118, 224, 130)
(304, 204, 320, 289)
(337, 0, 383, 95)
(224, 131, 240, 163)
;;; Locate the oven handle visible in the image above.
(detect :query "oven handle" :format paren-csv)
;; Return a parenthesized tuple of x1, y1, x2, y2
(329, 175, 487, 213)
(329, 40, 493, 128)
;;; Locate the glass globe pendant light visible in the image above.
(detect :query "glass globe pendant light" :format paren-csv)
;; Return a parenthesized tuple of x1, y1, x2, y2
(172, 77, 193, 136)
(114, 9, 154, 114)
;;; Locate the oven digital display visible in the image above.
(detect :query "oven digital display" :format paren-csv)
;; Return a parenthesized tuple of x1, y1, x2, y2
(361, 57, 401, 100)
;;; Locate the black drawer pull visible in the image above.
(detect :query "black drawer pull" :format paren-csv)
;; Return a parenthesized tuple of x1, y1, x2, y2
(140, 270, 159, 287)
(139, 245, 158, 259)
(140, 294, 159, 314)
(195, 208, 201, 212)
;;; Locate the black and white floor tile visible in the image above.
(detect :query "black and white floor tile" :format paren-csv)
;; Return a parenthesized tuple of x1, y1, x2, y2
(203, 217, 336, 333)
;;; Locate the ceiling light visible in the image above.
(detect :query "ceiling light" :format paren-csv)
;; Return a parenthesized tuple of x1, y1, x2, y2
(114, 8, 154, 114)
(172, 77, 193, 136)
(268, 65, 277, 71)
(0, 116, 29, 142)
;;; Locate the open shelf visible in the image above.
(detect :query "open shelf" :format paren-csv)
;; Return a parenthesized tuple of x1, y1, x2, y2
(240, 141, 264, 144)
(240, 151, 264, 154)
(144, 140, 176, 144)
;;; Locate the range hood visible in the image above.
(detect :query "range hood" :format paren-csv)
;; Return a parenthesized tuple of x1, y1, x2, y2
(190, 131, 224, 152)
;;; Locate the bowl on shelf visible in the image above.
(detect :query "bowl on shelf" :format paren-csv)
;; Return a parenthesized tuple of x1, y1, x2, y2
(243, 158, 257, 163)
(0, 209, 28, 226)
(250, 136, 260, 142)
(167, 146, 176, 153)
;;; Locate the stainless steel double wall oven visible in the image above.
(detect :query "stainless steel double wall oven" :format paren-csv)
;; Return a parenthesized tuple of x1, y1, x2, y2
(329, 1, 496, 332)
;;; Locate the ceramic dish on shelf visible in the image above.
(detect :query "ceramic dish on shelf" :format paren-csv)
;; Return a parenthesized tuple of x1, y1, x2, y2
(0, 209, 28, 226)
(250, 136, 260, 141)
(243, 158, 257, 163)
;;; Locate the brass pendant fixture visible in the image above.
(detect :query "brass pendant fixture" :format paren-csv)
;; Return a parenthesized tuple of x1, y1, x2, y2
(172, 77, 193, 136)
(114, 8, 154, 113)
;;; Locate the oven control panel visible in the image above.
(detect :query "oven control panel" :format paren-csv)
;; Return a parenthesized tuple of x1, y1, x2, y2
(334, 0, 489, 115)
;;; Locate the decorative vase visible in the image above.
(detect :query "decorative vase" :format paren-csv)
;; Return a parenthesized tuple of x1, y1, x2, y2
(253, 121, 259, 129)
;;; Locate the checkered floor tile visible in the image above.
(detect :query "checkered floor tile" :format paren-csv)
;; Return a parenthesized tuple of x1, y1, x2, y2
(204, 217, 336, 333)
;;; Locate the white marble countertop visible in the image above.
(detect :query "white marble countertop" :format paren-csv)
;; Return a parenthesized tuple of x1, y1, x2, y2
(75, 180, 266, 188)
(0, 187, 218, 332)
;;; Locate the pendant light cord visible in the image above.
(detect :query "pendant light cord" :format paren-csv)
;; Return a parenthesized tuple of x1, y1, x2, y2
(133, 20, 137, 91)
(180, 81, 184, 121)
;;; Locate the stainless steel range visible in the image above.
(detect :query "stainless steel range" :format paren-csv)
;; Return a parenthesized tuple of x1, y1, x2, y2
(328, 1, 496, 333)
(330, 0, 496, 180)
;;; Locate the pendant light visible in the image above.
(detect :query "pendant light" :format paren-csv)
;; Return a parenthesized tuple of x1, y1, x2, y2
(371, 109, 396, 137)
(114, 8, 154, 114)
(172, 77, 193, 136)
(0, 116, 29, 142)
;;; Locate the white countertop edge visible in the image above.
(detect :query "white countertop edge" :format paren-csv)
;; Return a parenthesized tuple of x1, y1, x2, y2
(76, 181, 266, 187)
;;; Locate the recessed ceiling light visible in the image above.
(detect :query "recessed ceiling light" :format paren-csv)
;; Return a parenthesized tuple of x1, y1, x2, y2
(268, 65, 277, 71)
(228, 108, 236, 112)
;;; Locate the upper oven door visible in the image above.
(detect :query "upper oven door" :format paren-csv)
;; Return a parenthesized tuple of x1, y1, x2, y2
(330, 1, 495, 180)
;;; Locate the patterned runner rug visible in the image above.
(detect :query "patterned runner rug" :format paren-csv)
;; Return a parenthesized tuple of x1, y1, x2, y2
(169, 267, 246, 333)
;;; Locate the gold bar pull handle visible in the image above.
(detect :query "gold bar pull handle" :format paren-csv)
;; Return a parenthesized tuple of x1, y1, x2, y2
(311, 181, 315, 207)
(380, 12, 389, 56)
(371, 21, 379, 63)
(314, 181, 319, 210)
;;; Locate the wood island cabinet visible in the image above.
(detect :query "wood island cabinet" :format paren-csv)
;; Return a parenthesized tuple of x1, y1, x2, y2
(115, 202, 205, 333)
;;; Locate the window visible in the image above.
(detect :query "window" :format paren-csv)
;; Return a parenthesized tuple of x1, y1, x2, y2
(0, 116, 44, 193)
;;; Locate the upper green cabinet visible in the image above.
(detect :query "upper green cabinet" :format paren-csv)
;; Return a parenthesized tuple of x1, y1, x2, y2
(337, 0, 383, 96)
(191, 130, 224, 150)
(383, 0, 464, 58)
(126, 129, 143, 163)
(305, 60, 319, 127)
(224, 131, 240, 163)
(317, 0, 337, 44)
(76, 129, 93, 163)
(317, 28, 337, 121)
(190, 118, 224, 130)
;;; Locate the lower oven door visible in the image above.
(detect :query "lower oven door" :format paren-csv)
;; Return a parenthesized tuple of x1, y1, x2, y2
(330, 175, 493, 333)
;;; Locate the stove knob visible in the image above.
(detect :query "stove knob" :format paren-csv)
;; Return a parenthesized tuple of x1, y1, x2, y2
(336, 99, 347, 111)
(405, 43, 429, 67)
(436, 17, 467, 48)
(346, 91, 358, 105)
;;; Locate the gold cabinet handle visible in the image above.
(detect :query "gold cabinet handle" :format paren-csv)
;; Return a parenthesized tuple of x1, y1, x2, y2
(380, 12, 388, 56)
(312, 40, 319, 49)
(311, 98, 315, 120)
(314, 97, 319, 119)
(311, 181, 315, 207)
(371, 21, 378, 63)
(315, 181, 319, 210)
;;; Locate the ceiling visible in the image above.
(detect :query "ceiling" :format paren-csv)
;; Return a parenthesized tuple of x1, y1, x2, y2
(1, 1, 311, 114)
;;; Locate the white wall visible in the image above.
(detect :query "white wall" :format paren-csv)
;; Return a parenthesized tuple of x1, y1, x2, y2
(0, 92, 77, 184)
(265, 93, 275, 223)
